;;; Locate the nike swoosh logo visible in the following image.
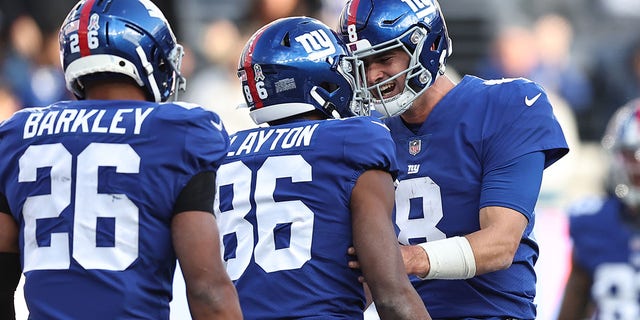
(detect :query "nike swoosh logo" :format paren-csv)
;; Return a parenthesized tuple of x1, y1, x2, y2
(525, 93, 542, 107)
(210, 119, 223, 131)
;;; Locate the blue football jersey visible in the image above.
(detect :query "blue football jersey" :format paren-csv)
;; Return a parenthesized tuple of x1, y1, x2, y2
(384, 76, 569, 318)
(569, 196, 640, 320)
(0, 100, 229, 319)
(215, 116, 398, 319)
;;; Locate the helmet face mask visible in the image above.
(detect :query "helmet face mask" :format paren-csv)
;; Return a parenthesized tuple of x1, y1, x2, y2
(338, 0, 452, 118)
(59, 0, 185, 102)
(346, 26, 435, 118)
(237, 17, 370, 125)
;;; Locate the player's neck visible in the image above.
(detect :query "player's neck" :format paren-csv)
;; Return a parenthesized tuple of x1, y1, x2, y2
(401, 75, 455, 124)
(85, 83, 148, 101)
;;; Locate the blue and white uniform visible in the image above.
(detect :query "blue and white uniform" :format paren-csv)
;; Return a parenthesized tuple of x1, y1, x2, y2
(0, 100, 228, 319)
(216, 116, 398, 319)
(569, 196, 640, 320)
(385, 75, 569, 318)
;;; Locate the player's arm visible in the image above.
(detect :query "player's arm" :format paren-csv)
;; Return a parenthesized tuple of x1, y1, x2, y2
(0, 194, 20, 320)
(171, 171, 242, 320)
(556, 254, 594, 320)
(351, 169, 430, 320)
(402, 151, 543, 279)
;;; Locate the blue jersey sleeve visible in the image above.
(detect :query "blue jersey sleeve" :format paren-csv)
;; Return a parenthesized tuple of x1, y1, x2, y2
(483, 79, 569, 173)
(567, 196, 621, 274)
(568, 197, 605, 243)
(0, 109, 34, 213)
(183, 107, 230, 172)
(156, 102, 230, 177)
(341, 117, 399, 180)
(480, 151, 545, 221)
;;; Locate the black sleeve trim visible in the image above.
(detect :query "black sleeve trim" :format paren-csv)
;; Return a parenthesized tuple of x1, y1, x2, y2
(0, 193, 10, 216)
(0, 252, 20, 320)
(173, 171, 216, 215)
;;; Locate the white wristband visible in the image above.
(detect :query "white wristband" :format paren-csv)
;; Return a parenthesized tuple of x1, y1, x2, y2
(417, 236, 476, 280)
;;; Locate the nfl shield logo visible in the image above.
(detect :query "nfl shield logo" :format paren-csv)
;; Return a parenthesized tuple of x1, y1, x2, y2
(409, 139, 421, 156)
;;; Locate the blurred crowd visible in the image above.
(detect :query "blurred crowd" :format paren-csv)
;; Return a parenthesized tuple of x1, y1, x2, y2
(3, 1, 640, 319)
(2, 0, 640, 141)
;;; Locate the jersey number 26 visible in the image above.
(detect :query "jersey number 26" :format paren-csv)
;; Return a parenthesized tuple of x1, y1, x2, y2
(20, 143, 139, 272)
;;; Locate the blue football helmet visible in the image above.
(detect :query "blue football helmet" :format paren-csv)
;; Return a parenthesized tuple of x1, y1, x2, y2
(237, 16, 369, 125)
(602, 100, 640, 210)
(59, 0, 185, 102)
(338, 0, 452, 118)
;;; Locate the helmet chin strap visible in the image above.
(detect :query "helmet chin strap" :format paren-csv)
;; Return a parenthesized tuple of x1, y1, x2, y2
(326, 104, 342, 119)
(310, 86, 342, 119)
(135, 46, 161, 102)
(134, 44, 186, 102)
(375, 90, 414, 118)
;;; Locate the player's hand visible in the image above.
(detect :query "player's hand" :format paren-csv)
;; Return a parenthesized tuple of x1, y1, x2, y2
(347, 246, 360, 269)
(347, 246, 366, 283)
(400, 244, 430, 277)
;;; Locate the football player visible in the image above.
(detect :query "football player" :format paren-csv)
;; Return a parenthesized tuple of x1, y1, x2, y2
(337, 0, 569, 318)
(0, 0, 241, 319)
(216, 16, 429, 319)
(558, 100, 640, 320)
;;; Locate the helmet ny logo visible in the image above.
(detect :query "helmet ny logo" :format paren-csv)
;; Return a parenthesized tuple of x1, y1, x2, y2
(401, 0, 437, 19)
(295, 29, 336, 61)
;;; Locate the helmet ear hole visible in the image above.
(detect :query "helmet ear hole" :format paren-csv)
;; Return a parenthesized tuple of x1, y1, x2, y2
(432, 35, 442, 51)
(319, 81, 339, 93)
(150, 47, 168, 73)
(158, 58, 168, 73)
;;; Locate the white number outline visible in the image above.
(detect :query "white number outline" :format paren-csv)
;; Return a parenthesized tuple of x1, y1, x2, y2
(394, 176, 446, 244)
(215, 155, 313, 280)
(592, 263, 640, 319)
(20, 143, 140, 272)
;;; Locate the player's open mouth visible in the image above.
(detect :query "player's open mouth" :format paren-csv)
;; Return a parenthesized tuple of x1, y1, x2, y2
(375, 82, 396, 99)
